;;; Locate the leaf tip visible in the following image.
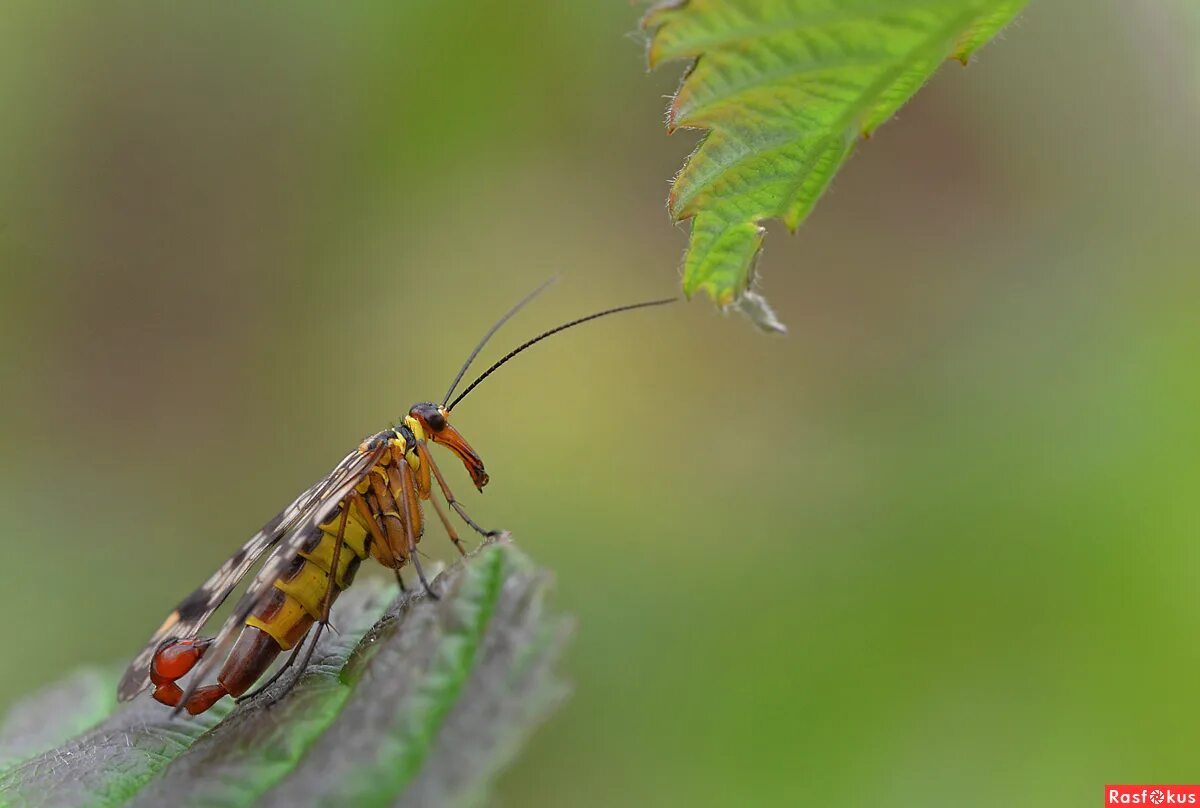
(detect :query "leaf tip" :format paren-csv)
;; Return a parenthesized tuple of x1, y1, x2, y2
(641, 0, 689, 68)
(666, 184, 684, 219)
(665, 95, 682, 132)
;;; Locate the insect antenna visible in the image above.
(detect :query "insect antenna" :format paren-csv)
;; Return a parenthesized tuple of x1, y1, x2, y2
(441, 276, 559, 407)
(446, 297, 676, 412)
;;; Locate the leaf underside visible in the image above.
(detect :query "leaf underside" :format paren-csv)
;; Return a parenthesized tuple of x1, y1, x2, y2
(642, 0, 1028, 330)
(0, 539, 570, 808)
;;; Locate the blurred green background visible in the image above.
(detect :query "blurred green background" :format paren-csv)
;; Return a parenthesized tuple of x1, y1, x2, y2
(1, 2, 1197, 805)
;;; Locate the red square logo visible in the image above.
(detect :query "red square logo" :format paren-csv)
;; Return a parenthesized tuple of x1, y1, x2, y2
(1106, 786, 1200, 805)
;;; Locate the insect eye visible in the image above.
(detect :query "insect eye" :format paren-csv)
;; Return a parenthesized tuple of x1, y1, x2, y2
(427, 411, 446, 432)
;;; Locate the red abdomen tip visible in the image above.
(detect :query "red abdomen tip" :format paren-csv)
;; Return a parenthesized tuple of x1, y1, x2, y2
(150, 638, 213, 683)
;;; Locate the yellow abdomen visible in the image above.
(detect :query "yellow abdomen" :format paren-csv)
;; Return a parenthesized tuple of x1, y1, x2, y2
(245, 506, 371, 649)
(243, 444, 429, 651)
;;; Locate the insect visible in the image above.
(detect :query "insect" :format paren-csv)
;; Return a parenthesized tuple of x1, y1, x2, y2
(116, 283, 672, 715)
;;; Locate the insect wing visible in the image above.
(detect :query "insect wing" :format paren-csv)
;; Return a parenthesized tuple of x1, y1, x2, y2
(169, 442, 384, 712)
(117, 443, 380, 702)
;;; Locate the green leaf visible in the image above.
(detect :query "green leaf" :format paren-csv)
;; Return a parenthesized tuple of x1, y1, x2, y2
(643, 0, 1028, 330)
(0, 539, 569, 808)
(0, 668, 119, 776)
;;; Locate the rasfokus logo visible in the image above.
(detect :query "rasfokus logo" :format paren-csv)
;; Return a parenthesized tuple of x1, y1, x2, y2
(1107, 786, 1200, 805)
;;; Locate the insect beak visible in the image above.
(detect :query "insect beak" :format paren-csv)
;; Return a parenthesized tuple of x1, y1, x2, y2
(432, 425, 489, 491)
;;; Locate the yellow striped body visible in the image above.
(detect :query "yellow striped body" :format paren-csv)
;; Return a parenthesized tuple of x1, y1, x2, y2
(240, 421, 430, 653)
(244, 524, 371, 649)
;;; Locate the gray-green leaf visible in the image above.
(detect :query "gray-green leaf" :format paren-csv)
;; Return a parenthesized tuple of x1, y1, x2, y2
(0, 539, 569, 808)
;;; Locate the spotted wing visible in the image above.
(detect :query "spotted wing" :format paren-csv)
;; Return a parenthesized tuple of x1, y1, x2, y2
(170, 442, 385, 713)
(117, 444, 380, 702)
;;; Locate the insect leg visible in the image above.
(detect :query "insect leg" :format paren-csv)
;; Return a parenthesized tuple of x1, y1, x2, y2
(349, 487, 409, 594)
(350, 489, 396, 568)
(399, 461, 438, 599)
(317, 507, 348, 629)
(421, 441, 495, 538)
(428, 491, 465, 556)
(420, 446, 467, 556)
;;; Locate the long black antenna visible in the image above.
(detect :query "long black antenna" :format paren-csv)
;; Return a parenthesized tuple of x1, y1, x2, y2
(447, 297, 675, 412)
(441, 276, 558, 407)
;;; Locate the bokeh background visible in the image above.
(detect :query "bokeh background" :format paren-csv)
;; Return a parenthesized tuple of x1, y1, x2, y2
(1, 2, 1197, 805)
